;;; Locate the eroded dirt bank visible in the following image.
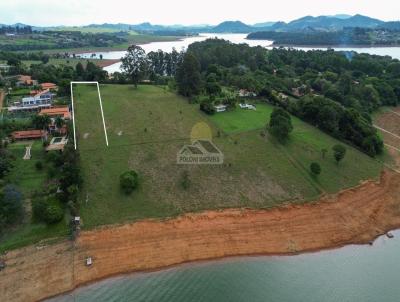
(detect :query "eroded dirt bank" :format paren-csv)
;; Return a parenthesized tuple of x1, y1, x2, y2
(2, 171, 400, 302)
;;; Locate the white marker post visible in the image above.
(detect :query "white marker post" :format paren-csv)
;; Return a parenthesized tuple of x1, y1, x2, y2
(70, 81, 109, 149)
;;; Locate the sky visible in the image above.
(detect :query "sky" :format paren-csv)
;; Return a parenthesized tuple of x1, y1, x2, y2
(1, 0, 399, 26)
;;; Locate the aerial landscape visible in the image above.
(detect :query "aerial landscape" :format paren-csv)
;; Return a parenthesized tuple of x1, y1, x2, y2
(1, 0, 400, 301)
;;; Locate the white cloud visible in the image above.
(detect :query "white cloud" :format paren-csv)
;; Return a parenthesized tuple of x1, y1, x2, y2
(0, 0, 399, 26)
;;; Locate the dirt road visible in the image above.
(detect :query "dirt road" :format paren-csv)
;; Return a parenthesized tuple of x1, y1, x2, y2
(2, 171, 400, 302)
(0, 89, 4, 110)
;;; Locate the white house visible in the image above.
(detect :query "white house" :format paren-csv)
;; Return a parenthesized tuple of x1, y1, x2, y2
(8, 90, 54, 112)
(214, 104, 227, 113)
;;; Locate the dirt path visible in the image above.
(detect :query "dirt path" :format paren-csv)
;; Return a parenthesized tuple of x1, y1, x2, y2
(2, 170, 400, 302)
(0, 89, 4, 110)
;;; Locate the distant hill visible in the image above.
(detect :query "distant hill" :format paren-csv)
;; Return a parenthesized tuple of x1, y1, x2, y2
(272, 14, 385, 31)
(1, 14, 398, 35)
(253, 21, 276, 28)
(211, 21, 253, 33)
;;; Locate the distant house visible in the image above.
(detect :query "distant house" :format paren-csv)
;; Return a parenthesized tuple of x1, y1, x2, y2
(16, 75, 37, 87)
(291, 84, 307, 97)
(40, 83, 58, 91)
(214, 104, 227, 113)
(239, 103, 256, 110)
(278, 92, 289, 100)
(11, 130, 47, 141)
(8, 89, 54, 113)
(238, 89, 257, 98)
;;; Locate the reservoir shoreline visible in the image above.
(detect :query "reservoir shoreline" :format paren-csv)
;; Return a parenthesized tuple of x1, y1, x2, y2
(2, 170, 400, 302)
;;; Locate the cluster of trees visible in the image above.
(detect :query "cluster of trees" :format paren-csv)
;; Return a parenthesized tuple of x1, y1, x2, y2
(121, 45, 184, 86)
(32, 140, 82, 226)
(286, 96, 384, 156)
(169, 38, 398, 156)
(247, 27, 400, 46)
(0, 60, 107, 97)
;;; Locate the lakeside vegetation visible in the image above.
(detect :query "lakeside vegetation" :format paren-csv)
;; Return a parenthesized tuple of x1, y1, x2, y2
(247, 27, 400, 46)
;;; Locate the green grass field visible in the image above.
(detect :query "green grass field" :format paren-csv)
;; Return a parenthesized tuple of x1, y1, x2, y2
(72, 84, 383, 229)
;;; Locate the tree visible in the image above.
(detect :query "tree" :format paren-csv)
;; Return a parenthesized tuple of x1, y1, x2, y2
(121, 45, 147, 88)
(175, 53, 202, 97)
(332, 144, 346, 164)
(268, 108, 293, 143)
(32, 114, 50, 130)
(205, 73, 221, 98)
(120, 170, 139, 194)
(41, 55, 50, 64)
(0, 185, 24, 226)
(75, 62, 85, 78)
(55, 116, 65, 130)
(310, 162, 321, 176)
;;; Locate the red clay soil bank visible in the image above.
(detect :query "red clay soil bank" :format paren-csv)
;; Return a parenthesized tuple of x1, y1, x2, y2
(2, 171, 400, 302)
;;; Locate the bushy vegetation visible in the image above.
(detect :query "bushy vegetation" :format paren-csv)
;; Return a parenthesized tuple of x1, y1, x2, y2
(268, 108, 293, 143)
(120, 170, 139, 194)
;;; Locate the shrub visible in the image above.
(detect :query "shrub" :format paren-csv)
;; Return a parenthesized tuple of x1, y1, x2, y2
(0, 185, 24, 226)
(310, 162, 321, 176)
(268, 108, 293, 143)
(44, 204, 64, 224)
(120, 170, 139, 194)
(332, 144, 347, 164)
(181, 170, 191, 190)
(32, 196, 64, 224)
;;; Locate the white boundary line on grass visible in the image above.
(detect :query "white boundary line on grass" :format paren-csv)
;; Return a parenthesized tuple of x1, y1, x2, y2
(70, 81, 109, 150)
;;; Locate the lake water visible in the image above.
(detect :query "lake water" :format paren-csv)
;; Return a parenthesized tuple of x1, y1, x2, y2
(79, 33, 400, 73)
(48, 230, 400, 302)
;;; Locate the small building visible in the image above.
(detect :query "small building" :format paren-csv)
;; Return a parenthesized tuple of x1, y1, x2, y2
(278, 93, 289, 100)
(214, 104, 227, 113)
(238, 89, 257, 98)
(40, 83, 58, 91)
(11, 130, 47, 141)
(239, 103, 256, 110)
(16, 75, 37, 87)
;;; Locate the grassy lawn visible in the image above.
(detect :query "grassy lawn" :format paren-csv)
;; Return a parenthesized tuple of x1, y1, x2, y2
(72, 84, 383, 229)
(6, 141, 47, 196)
(0, 141, 70, 252)
(209, 104, 274, 134)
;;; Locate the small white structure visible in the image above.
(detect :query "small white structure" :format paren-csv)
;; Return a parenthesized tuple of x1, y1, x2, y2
(86, 257, 93, 266)
(214, 104, 227, 113)
(239, 103, 256, 110)
(74, 216, 81, 224)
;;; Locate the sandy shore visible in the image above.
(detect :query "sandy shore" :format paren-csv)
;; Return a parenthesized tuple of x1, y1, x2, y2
(1, 170, 400, 302)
